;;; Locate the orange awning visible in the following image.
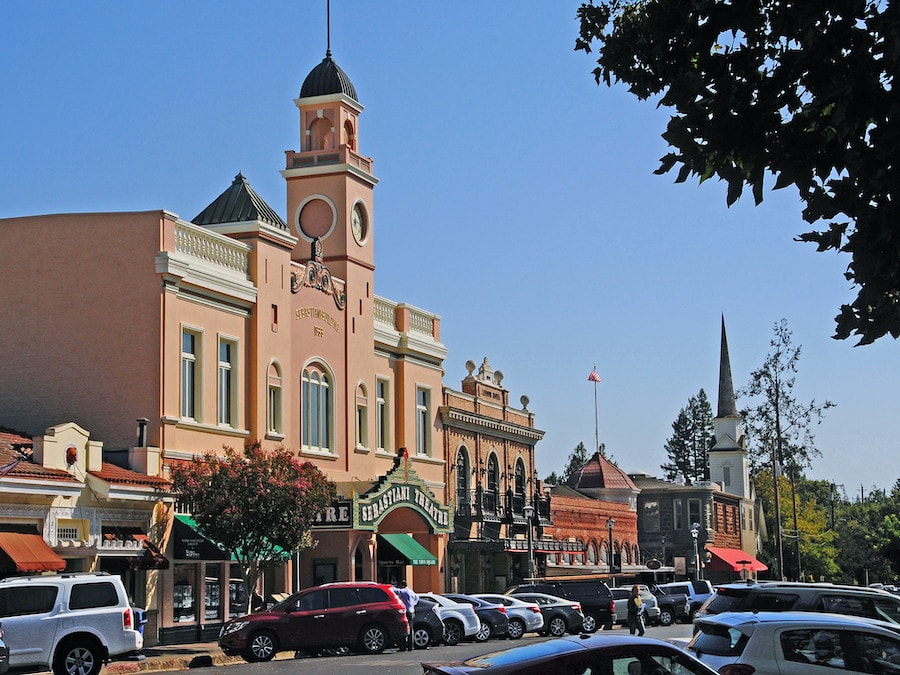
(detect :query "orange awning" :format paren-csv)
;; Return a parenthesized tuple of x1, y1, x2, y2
(0, 532, 66, 573)
(705, 546, 768, 573)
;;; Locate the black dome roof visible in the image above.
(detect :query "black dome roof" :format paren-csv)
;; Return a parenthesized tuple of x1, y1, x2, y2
(300, 52, 358, 102)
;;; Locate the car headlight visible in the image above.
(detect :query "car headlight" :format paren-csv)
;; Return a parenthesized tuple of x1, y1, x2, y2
(219, 621, 250, 638)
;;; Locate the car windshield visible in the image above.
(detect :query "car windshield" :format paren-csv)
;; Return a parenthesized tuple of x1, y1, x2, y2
(689, 623, 749, 657)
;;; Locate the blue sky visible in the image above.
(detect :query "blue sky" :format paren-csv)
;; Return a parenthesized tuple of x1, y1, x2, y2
(2, 2, 896, 497)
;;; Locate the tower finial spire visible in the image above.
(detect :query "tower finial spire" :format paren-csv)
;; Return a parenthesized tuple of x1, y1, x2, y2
(326, 0, 332, 57)
(717, 315, 737, 418)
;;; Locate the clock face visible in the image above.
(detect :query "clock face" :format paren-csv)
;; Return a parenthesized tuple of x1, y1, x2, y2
(351, 203, 366, 244)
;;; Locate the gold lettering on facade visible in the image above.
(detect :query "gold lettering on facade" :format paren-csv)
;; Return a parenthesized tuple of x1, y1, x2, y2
(314, 326, 324, 337)
(295, 307, 341, 332)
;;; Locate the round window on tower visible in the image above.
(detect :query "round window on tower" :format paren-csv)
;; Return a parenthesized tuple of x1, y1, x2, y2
(296, 196, 336, 241)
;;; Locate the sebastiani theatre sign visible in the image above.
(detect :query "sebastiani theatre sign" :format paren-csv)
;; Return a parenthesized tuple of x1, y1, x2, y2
(312, 451, 453, 534)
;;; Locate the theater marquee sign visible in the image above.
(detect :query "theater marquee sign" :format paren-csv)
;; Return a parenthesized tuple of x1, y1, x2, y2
(353, 451, 453, 534)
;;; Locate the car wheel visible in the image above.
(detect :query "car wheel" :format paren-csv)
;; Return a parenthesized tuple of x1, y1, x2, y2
(443, 619, 463, 646)
(475, 621, 492, 642)
(244, 630, 277, 662)
(581, 614, 598, 633)
(53, 639, 102, 675)
(359, 624, 388, 654)
(413, 625, 433, 649)
(507, 617, 526, 639)
(548, 616, 568, 637)
(658, 608, 674, 627)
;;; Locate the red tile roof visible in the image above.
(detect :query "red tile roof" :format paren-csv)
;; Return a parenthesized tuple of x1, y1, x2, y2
(0, 431, 79, 483)
(88, 463, 170, 490)
(566, 451, 637, 491)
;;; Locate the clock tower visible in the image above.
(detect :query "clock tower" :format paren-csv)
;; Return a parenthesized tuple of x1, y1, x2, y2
(282, 49, 377, 281)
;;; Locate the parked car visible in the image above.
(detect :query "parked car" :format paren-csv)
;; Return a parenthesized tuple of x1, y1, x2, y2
(509, 592, 586, 636)
(697, 580, 900, 625)
(0, 572, 143, 675)
(609, 587, 660, 626)
(417, 593, 481, 646)
(688, 610, 900, 674)
(655, 579, 713, 619)
(474, 594, 544, 639)
(421, 633, 718, 675)
(648, 584, 695, 626)
(507, 579, 616, 632)
(412, 597, 446, 649)
(0, 622, 8, 675)
(218, 581, 408, 660)
(443, 593, 509, 642)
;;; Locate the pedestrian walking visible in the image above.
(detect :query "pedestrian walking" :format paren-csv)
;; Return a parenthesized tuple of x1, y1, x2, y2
(626, 585, 645, 636)
(394, 579, 419, 651)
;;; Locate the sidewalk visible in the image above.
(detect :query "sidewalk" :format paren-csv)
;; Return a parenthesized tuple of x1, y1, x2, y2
(106, 642, 295, 673)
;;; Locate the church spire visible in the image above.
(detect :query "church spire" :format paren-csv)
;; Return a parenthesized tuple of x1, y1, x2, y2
(717, 315, 737, 418)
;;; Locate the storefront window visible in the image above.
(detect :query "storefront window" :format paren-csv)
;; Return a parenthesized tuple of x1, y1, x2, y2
(173, 564, 196, 623)
(229, 563, 247, 618)
(205, 563, 223, 621)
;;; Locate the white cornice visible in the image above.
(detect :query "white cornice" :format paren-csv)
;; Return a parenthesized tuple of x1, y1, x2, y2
(0, 478, 83, 498)
(438, 407, 545, 444)
(281, 163, 378, 187)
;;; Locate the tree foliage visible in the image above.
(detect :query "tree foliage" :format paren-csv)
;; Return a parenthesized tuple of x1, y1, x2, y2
(740, 319, 834, 472)
(576, 0, 900, 344)
(171, 441, 335, 597)
(562, 442, 590, 483)
(661, 388, 714, 484)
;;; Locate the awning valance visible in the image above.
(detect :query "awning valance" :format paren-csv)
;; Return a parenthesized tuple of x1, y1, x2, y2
(706, 546, 768, 573)
(0, 532, 66, 573)
(173, 515, 229, 561)
(378, 533, 437, 566)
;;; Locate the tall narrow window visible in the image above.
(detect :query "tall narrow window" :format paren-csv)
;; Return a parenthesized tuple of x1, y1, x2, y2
(673, 498, 684, 530)
(302, 366, 332, 452)
(267, 362, 282, 434)
(218, 339, 236, 426)
(415, 387, 430, 456)
(514, 459, 526, 513)
(181, 330, 200, 420)
(376, 379, 389, 452)
(356, 385, 368, 449)
(456, 448, 470, 512)
(485, 454, 500, 513)
(688, 498, 702, 528)
(643, 500, 660, 531)
(723, 464, 732, 487)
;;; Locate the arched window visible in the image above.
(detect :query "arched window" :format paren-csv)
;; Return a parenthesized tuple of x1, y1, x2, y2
(514, 459, 526, 502)
(356, 383, 368, 449)
(267, 361, 283, 434)
(587, 542, 598, 565)
(456, 448, 470, 512)
(486, 454, 500, 513)
(601, 542, 609, 564)
(343, 120, 356, 150)
(309, 117, 332, 150)
(302, 364, 332, 452)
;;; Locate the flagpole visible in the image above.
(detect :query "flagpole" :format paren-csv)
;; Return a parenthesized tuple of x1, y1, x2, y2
(593, 365, 599, 455)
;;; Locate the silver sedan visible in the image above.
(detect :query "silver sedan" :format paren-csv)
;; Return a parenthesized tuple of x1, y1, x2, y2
(473, 594, 544, 639)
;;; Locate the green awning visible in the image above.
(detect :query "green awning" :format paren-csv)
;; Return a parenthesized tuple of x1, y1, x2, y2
(378, 533, 437, 566)
(174, 515, 289, 562)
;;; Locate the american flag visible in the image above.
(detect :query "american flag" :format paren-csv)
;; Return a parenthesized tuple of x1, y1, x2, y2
(588, 370, 602, 383)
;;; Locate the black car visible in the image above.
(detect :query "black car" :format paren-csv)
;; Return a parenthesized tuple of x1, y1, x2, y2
(647, 584, 692, 626)
(412, 598, 446, 649)
(421, 634, 718, 675)
(509, 592, 586, 636)
(507, 580, 615, 632)
(443, 593, 509, 642)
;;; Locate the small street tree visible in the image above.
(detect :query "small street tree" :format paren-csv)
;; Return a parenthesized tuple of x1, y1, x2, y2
(740, 319, 834, 579)
(171, 441, 335, 602)
(661, 389, 714, 485)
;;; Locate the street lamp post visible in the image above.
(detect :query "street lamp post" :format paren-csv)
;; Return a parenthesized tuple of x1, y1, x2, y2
(690, 523, 700, 582)
(606, 517, 616, 577)
(523, 504, 535, 581)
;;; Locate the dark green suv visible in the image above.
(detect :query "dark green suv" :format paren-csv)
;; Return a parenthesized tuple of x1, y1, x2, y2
(506, 580, 615, 632)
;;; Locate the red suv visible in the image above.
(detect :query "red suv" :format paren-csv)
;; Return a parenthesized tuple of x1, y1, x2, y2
(219, 581, 409, 661)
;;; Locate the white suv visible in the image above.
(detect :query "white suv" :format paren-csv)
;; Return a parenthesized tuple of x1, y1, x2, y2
(0, 572, 143, 675)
